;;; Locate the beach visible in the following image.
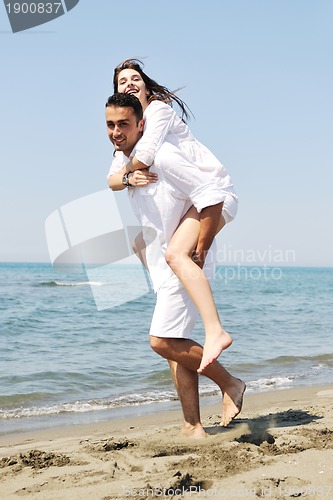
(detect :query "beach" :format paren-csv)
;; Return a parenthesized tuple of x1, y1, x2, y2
(1, 264, 333, 426)
(1, 264, 332, 497)
(1, 384, 333, 499)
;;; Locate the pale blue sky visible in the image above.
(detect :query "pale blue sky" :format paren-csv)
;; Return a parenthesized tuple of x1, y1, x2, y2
(1, 0, 332, 266)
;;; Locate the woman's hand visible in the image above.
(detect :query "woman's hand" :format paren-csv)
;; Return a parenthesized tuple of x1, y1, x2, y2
(129, 169, 158, 187)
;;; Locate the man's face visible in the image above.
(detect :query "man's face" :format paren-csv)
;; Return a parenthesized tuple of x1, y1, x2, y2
(106, 105, 144, 157)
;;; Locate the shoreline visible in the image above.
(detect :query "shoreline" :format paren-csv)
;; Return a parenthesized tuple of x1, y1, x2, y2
(0, 382, 329, 439)
(0, 384, 332, 441)
(1, 384, 333, 498)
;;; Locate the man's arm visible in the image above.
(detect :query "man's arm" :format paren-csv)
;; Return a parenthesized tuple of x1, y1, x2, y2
(108, 168, 158, 191)
(108, 166, 128, 191)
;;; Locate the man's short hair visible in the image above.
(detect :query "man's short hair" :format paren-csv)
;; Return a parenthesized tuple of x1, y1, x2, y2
(105, 93, 143, 122)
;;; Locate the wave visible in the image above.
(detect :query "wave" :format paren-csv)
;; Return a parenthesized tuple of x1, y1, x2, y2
(1, 366, 332, 421)
(229, 353, 333, 371)
(0, 383, 224, 420)
(38, 281, 105, 287)
(0, 390, 178, 420)
(1, 353, 332, 421)
(246, 376, 295, 392)
(266, 353, 333, 366)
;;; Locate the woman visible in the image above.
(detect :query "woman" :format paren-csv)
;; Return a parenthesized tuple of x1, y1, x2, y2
(108, 59, 238, 374)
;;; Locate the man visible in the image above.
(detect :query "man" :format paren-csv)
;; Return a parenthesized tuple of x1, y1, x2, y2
(106, 93, 245, 438)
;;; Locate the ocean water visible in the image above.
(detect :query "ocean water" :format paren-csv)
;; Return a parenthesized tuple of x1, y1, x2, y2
(0, 263, 332, 434)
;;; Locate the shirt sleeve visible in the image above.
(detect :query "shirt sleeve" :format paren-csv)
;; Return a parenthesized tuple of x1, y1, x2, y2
(134, 101, 176, 166)
(106, 152, 125, 180)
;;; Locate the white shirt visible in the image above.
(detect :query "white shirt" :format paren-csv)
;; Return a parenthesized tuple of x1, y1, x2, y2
(136, 100, 237, 181)
(108, 150, 217, 292)
(133, 101, 238, 213)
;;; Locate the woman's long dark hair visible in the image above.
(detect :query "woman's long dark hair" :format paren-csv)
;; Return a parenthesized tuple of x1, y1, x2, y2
(113, 59, 191, 122)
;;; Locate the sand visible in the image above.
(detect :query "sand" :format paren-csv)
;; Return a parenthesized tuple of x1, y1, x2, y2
(1, 385, 333, 499)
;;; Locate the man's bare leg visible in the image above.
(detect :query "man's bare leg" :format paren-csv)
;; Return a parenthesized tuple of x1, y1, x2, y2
(168, 360, 207, 439)
(165, 206, 232, 374)
(151, 336, 246, 427)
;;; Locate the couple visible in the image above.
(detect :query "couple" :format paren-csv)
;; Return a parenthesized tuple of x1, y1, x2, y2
(106, 60, 245, 438)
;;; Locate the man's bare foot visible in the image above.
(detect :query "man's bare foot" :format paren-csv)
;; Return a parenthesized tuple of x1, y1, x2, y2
(197, 329, 233, 374)
(181, 423, 207, 439)
(220, 378, 246, 427)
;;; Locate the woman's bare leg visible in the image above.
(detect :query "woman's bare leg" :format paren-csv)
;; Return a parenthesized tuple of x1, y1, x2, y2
(165, 206, 232, 374)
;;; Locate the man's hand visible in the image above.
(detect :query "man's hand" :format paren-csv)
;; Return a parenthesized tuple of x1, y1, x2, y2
(129, 169, 158, 187)
(194, 202, 225, 268)
(192, 249, 206, 269)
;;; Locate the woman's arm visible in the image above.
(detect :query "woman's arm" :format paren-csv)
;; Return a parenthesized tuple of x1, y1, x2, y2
(125, 101, 176, 173)
(125, 156, 148, 174)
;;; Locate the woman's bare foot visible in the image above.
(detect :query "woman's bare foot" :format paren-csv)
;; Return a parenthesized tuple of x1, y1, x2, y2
(181, 423, 207, 439)
(197, 329, 233, 374)
(220, 378, 246, 427)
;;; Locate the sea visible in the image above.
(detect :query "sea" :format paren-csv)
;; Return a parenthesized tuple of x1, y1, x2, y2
(1, 263, 332, 435)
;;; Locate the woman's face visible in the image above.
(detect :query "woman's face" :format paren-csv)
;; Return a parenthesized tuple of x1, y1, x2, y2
(117, 69, 149, 110)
